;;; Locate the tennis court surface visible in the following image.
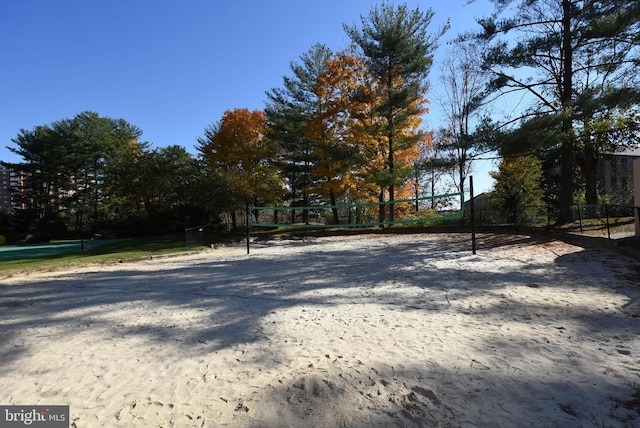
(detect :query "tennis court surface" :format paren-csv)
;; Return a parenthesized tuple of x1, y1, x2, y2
(0, 239, 128, 262)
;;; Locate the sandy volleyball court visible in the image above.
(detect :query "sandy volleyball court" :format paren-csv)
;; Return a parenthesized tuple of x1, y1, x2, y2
(1, 233, 639, 427)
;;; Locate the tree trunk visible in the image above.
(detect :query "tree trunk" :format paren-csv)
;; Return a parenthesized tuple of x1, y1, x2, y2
(330, 189, 339, 224)
(576, 145, 599, 205)
(388, 132, 395, 224)
(303, 193, 310, 225)
(556, 0, 575, 225)
(459, 165, 467, 226)
(378, 188, 386, 225)
(252, 197, 260, 222)
(558, 142, 575, 223)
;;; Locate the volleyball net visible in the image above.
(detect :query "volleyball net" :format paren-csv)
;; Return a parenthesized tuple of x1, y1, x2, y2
(185, 224, 214, 251)
(248, 192, 465, 229)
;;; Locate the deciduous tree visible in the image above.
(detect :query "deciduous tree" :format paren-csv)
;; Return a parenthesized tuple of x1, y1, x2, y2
(437, 40, 491, 194)
(305, 51, 378, 222)
(197, 108, 284, 226)
(490, 154, 544, 224)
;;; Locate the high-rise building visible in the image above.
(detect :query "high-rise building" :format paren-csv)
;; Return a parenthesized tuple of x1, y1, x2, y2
(0, 164, 26, 212)
(599, 148, 640, 199)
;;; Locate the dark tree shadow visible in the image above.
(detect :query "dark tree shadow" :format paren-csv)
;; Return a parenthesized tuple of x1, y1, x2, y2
(1, 233, 639, 426)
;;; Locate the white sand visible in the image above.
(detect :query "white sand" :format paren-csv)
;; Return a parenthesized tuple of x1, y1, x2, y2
(1, 233, 639, 427)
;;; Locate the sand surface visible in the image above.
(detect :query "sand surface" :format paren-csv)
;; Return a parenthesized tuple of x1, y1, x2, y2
(1, 233, 640, 427)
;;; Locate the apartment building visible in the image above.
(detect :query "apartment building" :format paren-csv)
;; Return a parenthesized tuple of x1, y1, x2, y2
(0, 164, 26, 212)
(599, 147, 640, 198)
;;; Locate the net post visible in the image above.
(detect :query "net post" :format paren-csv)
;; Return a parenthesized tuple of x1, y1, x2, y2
(470, 176, 477, 255)
(246, 199, 251, 255)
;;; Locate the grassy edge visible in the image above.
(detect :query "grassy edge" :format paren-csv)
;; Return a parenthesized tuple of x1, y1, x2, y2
(0, 235, 194, 279)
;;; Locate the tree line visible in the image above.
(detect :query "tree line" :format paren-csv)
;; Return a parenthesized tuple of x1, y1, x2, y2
(2, 1, 639, 241)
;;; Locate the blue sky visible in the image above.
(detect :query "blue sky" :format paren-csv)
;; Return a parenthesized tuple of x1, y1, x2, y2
(1, 0, 495, 194)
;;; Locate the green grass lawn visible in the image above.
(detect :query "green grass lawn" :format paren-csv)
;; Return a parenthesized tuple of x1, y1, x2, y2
(0, 235, 191, 277)
(556, 216, 636, 236)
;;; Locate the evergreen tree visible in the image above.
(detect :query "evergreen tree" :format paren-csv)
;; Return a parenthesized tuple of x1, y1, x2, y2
(60, 111, 143, 226)
(6, 111, 142, 236)
(264, 43, 333, 221)
(475, 0, 640, 222)
(7, 126, 67, 226)
(344, 2, 445, 223)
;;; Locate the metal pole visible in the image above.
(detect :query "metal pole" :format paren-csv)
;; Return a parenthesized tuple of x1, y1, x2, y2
(605, 204, 611, 239)
(470, 176, 476, 255)
(577, 205, 583, 233)
(80, 208, 84, 251)
(246, 199, 250, 255)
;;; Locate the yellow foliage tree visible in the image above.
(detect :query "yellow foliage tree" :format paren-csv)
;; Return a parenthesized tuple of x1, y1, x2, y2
(197, 109, 283, 221)
(305, 51, 378, 221)
(306, 49, 431, 223)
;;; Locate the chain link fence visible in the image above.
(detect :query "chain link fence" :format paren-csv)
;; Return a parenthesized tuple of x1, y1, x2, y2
(472, 203, 637, 239)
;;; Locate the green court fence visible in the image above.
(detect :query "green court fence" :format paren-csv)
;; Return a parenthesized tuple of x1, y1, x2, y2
(249, 192, 465, 229)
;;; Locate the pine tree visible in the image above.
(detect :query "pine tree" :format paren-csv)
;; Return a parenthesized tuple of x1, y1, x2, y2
(476, 0, 640, 222)
(264, 44, 333, 222)
(344, 2, 445, 223)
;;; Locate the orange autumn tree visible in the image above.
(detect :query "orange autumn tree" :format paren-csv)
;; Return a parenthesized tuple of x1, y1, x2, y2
(305, 51, 379, 223)
(306, 50, 431, 224)
(359, 75, 432, 223)
(197, 108, 283, 225)
(358, 82, 432, 222)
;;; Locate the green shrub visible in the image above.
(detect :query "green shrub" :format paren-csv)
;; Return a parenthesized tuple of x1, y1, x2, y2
(0, 235, 5, 245)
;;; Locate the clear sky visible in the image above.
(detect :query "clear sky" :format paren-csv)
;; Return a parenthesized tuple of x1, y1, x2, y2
(1, 0, 496, 194)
